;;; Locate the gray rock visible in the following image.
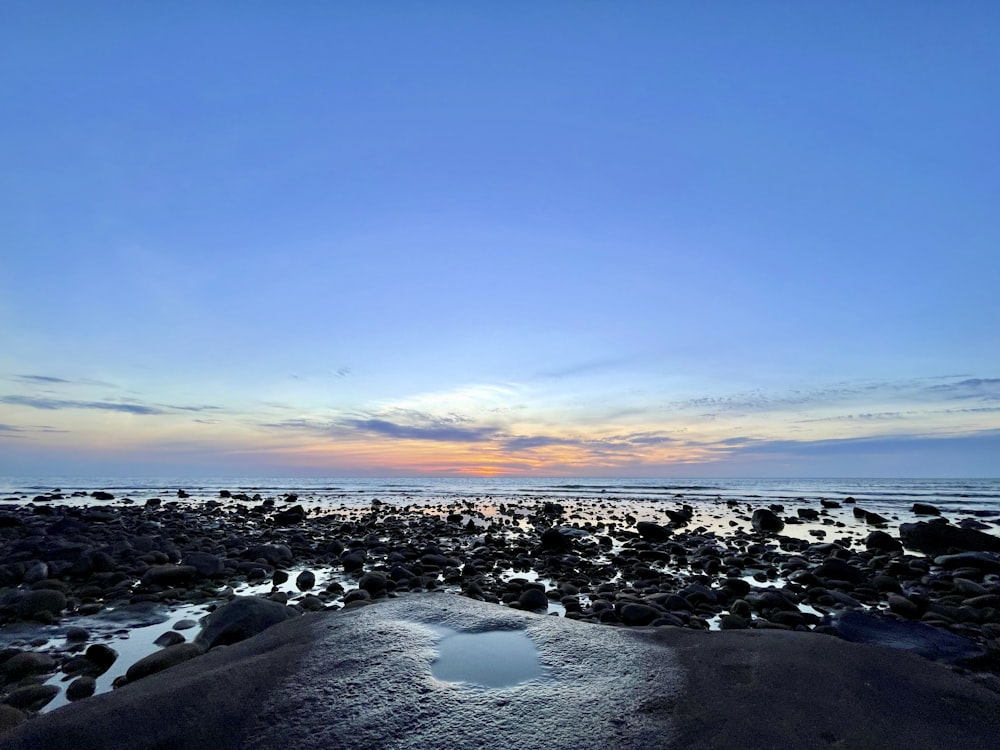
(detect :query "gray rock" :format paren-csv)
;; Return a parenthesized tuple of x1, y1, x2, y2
(66, 675, 96, 701)
(155, 631, 186, 647)
(196, 596, 299, 650)
(2, 685, 59, 712)
(125, 642, 204, 683)
(1, 652, 57, 680)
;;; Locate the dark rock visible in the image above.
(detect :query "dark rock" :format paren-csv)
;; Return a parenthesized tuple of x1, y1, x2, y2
(820, 499, 841, 509)
(295, 570, 316, 591)
(797, 508, 819, 521)
(635, 522, 670, 543)
(540, 527, 571, 551)
(195, 596, 299, 650)
(900, 522, 1000, 555)
(65, 626, 89, 643)
(912, 503, 941, 516)
(864, 511, 889, 525)
(181, 552, 225, 577)
(0, 705, 25, 733)
(934, 552, 1000, 572)
(142, 564, 197, 587)
(751, 509, 784, 533)
(66, 676, 96, 702)
(340, 551, 366, 572)
(814, 558, 866, 585)
(273, 505, 306, 525)
(2, 685, 59, 712)
(865, 530, 903, 553)
(359, 571, 387, 596)
(85, 644, 118, 674)
(125, 642, 204, 683)
(620, 603, 661, 626)
(887, 593, 920, 619)
(244, 544, 293, 565)
(154, 631, 186, 647)
(2, 652, 56, 680)
(826, 611, 987, 664)
(15, 589, 66, 619)
(720, 613, 748, 630)
(91, 491, 114, 501)
(518, 588, 549, 612)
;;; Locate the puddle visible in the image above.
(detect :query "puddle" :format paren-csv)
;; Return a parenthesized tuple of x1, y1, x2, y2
(430, 627, 542, 688)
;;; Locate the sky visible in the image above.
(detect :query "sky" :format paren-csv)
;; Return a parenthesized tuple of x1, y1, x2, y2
(1, 3, 999, 478)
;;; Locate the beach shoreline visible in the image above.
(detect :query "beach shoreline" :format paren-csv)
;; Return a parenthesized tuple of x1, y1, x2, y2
(1, 480, 999, 724)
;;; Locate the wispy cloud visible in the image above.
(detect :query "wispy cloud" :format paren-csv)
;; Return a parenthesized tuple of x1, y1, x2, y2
(15, 374, 73, 385)
(1, 395, 221, 416)
(343, 417, 499, 442)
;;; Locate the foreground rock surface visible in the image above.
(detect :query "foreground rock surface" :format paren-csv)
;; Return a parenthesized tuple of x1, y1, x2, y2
(3, 595, 1000, 750)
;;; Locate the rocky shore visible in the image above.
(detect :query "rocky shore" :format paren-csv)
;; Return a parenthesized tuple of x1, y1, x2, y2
(1, 486, 999, 730)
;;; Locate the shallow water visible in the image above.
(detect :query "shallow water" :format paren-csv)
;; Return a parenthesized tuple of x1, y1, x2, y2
(430, 626, 543, 688)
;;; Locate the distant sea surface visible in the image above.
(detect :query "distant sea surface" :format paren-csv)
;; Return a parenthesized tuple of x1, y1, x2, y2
(2, 476, 999, 516)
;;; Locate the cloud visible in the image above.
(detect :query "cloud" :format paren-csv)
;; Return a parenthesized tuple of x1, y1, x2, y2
(15, 374, 73, 384)
(342, 417, 499, 442)
(1, 395, 221, 416)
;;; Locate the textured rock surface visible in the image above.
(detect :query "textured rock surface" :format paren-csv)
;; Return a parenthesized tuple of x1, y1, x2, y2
(4, 595, 1000, 750)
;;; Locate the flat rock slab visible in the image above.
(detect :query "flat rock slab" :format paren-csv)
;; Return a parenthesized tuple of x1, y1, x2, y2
(4, 594, 1000, 750)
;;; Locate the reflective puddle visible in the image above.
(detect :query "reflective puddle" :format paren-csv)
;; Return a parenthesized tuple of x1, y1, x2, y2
(431, 627, 542, 688)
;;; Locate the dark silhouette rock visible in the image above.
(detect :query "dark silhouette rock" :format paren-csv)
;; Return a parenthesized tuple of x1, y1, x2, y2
(899, 521, 1000, 555)
(751, 508, 784, 533)
(195, 597, 298, 650)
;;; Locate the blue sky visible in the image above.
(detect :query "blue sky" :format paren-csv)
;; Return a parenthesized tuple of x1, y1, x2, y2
(2, 3, 998, 477)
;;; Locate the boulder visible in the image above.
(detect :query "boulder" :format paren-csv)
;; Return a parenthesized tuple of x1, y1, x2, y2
(196, 596, 299, 650)
(181, 552, 225, 577)
(2, 685, 58, 712)
(911, 503, 941, 516)
(635, 522, 670, 543)
(619, 603, 661, 626)
(751, 508, 784, 533)
(899, 521, 1000, 555)
(142, 564, 197, 587)
(864, 530, 903, 553)
(126, 643, 204, 683)
(517, 588, 549, 612)
(826, 611, 986, 664)
(15, 589, 66, 619)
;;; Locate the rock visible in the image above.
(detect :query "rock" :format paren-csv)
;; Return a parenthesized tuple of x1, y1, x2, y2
(0, 704, 26, 733)
(517, 588, 549, 612)
(540, 527, 572, 551)
(154, 631, 186, 647)
(720, 613, 749, 630)
(359, 571, 387, 596)
(64, 626, 89, 643)
(173, 619, 197, 630)
(22, 562, 49, 584)
(751, 509, 784, 533)
(340, 550, 366, 572)
(912, 503, 941, 516)
(195, 596, 299, 650)
(900, 522, 1000, 555)
(820, 499, 841, 509)
(84, 644, 118, 674)
(295, 570, 316, 591)
(125, 643, 204, 683)
(814, 558, 866, 584)
(273, 570, 290, 585)
(66, 676, 96, 701)
(273, 505, 306, 525)
(827, 611, 987, 663)
(865, 530, 903, 553)
(797, 508, 819, 521)
(141, 564, 197, 587)
(2, 685, 59, 712)
(1, 652, 56, 680)
(934, 551, 1000, 572)
(635, 522, 670, 543)
(244, 544, 293, 565)
(91, 491, 114, 501)
(864, 511, 889, 525)
(620, 603, 661, 626)
(15, 589, 66, 619)
(181, 552, 225, 577)
(887, 593, 920, 619)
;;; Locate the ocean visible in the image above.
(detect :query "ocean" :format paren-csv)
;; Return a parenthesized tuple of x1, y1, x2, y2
(3, 476, 999, 516)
